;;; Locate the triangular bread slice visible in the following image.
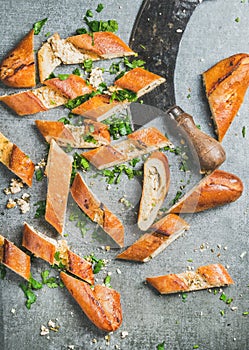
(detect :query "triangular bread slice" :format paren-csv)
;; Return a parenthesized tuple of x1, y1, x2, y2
(168, 169, 243, 214)
(203, 53, 249, 141)
(0, 29, 35, 87)
(60, 271, 122, 332)
(146, 264, 234, 294)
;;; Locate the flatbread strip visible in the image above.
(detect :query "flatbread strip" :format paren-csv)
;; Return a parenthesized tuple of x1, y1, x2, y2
(60, 271, 122, 332)
(168, 169, 243, 214)
(35, 119, 110, 148)
(71, 68, 166, 121)
(0, 131, 34, 186)
(71, 173, 124, 247)
(146, 264, 234, 294)
(38, 32, 135, 82)
(83, 127, 172, 170)
(22, 222, 94, 285)
(45, 139, 72, 234)
(203, 53, 249, 141)
(116, 214, 190, 262)
(0, 234, 30, 280)
(0, 86, 67, 116)
(0, 29, 35, 88)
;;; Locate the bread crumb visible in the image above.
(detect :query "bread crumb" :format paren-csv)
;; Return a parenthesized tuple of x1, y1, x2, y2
(120, 331, 128, 339)
(6, 198, 17, 209)
(40, 325, 49, 336)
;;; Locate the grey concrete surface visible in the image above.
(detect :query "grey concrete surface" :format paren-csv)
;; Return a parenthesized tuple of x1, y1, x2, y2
(0, 1, 249, 350)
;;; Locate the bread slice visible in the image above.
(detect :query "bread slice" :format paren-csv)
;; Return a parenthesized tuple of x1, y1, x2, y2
(0, 86, 67, 116)
(71, 173, 124, 247)
(22, 222, 94, 285)
(0, 234, 30, 280)
(115, 67, 165, 97)
(44, 74, 95, 99)
(83, 127, 172, 170)
(60, 271, 122, 332)
(203, 53, 249, 141)
(0, 131, 34, 186)
(138, 151, 170, 231)
(38, 32, 135, 82)
(116, 214, 190, 262)
(71, 94, 125, 121)
(35, 119, 110, 148)
(168, 169, 243, 214)
(0, 29, 35, 88)
(45, 139, 72, 234)
(146, 264, 234, 294)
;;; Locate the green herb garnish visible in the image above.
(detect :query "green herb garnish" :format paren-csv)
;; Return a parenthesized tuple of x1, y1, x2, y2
(182, 293, 187, 302)
(104, 275, 112, 288)
(110, 88, 137, 103)
(242, 126, 246, 138)
(157, 341, 165, 350)
(82, 59, 93, 72)
(85, 254, 105, 274)
(35, 168, 44, 181)
(41, 270, 63, 288)
(71, 152, 90, 183)
(193, 345, 199, 349)
(34, 200, 46, 218)
(0, 264, 7, 279)
(103, 115, 133, 140)
(20, 275, 43, 309)
(33, 18, 48, 35)
(96, 3, 104, 12)
(170, 190, 183, 206)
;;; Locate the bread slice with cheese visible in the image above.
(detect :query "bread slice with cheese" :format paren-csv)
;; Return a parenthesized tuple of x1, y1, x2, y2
(203, 53, 249, 141)
(0, 29, 35, 88)
(116, 214, 190, 262)
(146, 264, 234, 294)
(0, 86, 67, 116)
(83, 127, 172, 170)
(71, 173, 124, 247)
(60, 271, 122, 332)
(22, 222, 94, 285)
(168, 169, 243, 214)
(38, 32, 135, 82)
(35, 119, 110, 148)
(0, 131, 35, 186)
(45, 139, 72, 234)
(0, 234, 30, 280)
(138, 151, 170, 231)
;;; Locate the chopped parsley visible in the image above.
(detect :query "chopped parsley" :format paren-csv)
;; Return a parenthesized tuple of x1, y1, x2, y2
(182, 292, 187, 302)
(35, 168, 44, 181)
(110, 88, 137, 103)
(20, 275, 43, 309)
(242, 311, 249, 316)
(96, 3, 104, 13)
(170, 190, 183, 206)
(156, 342, 165, 350)
(33, 18, 48, 35)
(220, 310, 225, 316)
(71, 152, 90, 183)
(85, 253, 105, 274)
(103, 115, 133, 140)
(41, 270, 64, 288)
(101, 164, 142, 184)
(0, 264, 6, 279)
(242, 126, 246, 138)
(104, 275, 112, 288)
(34, 200, 46, 218)
(219, 292, 233, 305)
(193, 346, 199, 349)
(82, 59, 93, 72)
(65, 91, 99, 110)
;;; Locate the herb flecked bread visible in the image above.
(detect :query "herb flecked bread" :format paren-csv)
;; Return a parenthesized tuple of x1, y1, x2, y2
(146, 263, 234, 294)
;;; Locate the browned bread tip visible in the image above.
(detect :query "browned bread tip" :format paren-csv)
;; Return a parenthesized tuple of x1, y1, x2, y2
(0, 234, 31, 280)
(115, 67, 166, 97)
(22, 222, 94, 284)
(45, 139, 72, 234)
(60, 271, 122, 332)
(0, 131, 35, 186)
(70, 172, 124, 247)
(116, 214, 190, 262)
(146, 263, 234, 294)
(83, 127, 172, 170)
(0, 29, 35, 88)
(168, 169, 243, 214)
(203, 53, 249, 141)
(138, 151, 170, 231)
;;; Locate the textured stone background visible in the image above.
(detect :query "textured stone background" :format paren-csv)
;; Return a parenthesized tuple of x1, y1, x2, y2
(0, 1, 249, 350)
